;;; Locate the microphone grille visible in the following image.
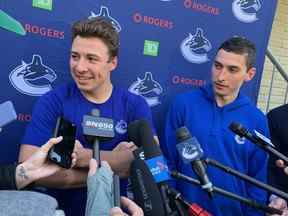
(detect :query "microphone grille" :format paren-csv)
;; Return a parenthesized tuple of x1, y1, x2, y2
(229, 122, 246, 137)
(176, 126, 191, 142)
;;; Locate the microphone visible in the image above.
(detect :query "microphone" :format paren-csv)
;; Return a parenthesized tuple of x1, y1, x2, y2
(136, 119, 175, 215)
(167, 187, 212, 216)
(128, 120, 145, 160)
(171, 171, 283, 215)
(128, 119, 166, 215)
(229, 122, 288, 164)
(81, 109, 119, 206)
(130, 158, 166, 216)
(175, 127, 213, 198)
(82, 109, 114, 164)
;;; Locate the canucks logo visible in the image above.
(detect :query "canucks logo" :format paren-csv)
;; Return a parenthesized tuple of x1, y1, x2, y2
(129, 72, 163, 107)
(180, 28, 212, 64)
(232, 0, 262, 23)
(115, 120, 127, 134)
(89, 6, 122, 32)
(9, 55, 57, 96)
(235, 134, 246, 144)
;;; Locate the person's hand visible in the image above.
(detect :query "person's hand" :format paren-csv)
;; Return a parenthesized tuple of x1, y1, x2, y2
(113, 141, 137, 152)
(268, 197, 288, 216)
(275, 160, 288, 175)
(16, 136, 76, 189)
(112, 142, 137, 178)
(110, 197, 143, 216)
(73, 140, 92, 168)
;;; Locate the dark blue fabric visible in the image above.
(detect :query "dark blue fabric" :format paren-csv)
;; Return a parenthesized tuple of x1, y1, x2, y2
(163, 84, 269, 216)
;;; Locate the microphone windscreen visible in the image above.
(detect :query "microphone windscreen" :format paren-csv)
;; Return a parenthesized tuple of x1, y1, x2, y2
(130, 158, 165, 216)
(127, 120, 142, 147)
(137, 119, 160, 158)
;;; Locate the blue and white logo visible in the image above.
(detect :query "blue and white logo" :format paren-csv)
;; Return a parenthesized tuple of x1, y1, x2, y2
(180, 28, 212, 64)
(235, 134, 246, 144)
(232, 0, 262, 23)
(129, 72, 163, 107)
(9, 55, 57, 96)
(89, 6, 122, 32)
(115, 120, 127, 134)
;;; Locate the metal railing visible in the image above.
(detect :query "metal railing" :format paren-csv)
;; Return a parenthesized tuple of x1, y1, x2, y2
(262, 49, 288, 113)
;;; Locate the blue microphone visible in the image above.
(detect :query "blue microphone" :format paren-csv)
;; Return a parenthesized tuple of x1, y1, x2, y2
(176, 126, 213, 198)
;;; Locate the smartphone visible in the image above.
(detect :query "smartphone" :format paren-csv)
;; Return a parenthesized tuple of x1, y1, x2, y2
(48, 117, 76, 168)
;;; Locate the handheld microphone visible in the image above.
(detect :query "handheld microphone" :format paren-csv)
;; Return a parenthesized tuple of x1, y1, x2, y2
(229, 122, 288, 164)
(82, 109, 114, 164)
(175, 126, 213, 198)
(128, 119, 166, 215)
(136, 119, 175, 215)
(82, 109, 119, 205)
(130, 158, 166, 216)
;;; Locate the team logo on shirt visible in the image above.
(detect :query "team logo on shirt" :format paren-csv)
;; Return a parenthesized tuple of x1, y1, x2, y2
(9, 55, 57, 96)
(235, 134, 246, 144)
(89, 6, 122, 32)
(180, 28, 212, 64)
(115, 120, 127, 134)
(128, 72, 163, 107)
(232, 0, 262, 23)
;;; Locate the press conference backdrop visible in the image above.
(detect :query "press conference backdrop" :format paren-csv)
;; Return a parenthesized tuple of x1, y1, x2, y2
(0, 0, 277, 163)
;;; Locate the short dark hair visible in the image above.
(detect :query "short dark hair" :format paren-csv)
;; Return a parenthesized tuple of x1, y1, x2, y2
(71, 17, 119, 60)
(218, 36, 256, 69)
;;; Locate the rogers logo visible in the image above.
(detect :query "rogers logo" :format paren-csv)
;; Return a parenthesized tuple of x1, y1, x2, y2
(133, 12, 173, 29)
(17, 113, 32, 122)
(24, 23, 65, 39)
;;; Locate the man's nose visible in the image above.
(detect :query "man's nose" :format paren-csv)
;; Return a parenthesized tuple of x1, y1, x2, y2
(74, 58, 88, 73)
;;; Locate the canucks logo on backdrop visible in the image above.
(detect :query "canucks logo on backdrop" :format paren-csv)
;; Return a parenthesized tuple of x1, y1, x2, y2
(180, 28, 212, 64)
(9, 55, 57, 96)
(129, 72, 163, 107)
(89, 6, 122, 32)
(232, 0, 262, 23)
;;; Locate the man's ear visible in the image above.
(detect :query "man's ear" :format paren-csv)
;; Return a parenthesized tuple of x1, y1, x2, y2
(109, 56, 118, 71)
(245, 67, 256, 82)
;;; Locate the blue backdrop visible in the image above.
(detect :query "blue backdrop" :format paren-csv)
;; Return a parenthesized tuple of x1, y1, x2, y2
(0, 0, 277, 163)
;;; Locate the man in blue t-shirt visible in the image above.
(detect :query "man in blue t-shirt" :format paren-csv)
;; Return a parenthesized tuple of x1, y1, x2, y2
(19, 17, 154, 216)
(163, 37, 271, 215)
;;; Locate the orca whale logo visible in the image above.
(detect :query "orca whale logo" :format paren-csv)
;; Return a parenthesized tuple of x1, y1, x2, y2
(180, 28, 212, 64)
(128, 72, 163, 107)
(115, 120, 127, 134)
(232, 0, 261, 23)
(235, 134, 246, 144)
(89, 6, 122, 32)
(9, 55, 57, 96)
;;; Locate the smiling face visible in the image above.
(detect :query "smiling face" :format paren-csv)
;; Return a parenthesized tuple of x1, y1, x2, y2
(211, 49, 255, 106)
(70, 36, 117, 99)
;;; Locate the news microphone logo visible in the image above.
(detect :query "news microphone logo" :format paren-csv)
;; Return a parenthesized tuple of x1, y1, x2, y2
(145, 155, 170, 183)
(82, 115, 114, 138)
(176, 136, 203, 163)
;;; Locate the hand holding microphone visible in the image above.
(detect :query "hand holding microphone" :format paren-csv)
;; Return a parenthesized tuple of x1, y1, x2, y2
(86, 159, 143, 216)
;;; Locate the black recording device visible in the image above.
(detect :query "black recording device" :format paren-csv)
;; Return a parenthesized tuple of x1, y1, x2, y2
(48, 117, 76, 168)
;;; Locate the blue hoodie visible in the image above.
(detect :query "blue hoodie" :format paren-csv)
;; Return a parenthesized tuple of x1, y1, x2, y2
(163, 84, 268, 216)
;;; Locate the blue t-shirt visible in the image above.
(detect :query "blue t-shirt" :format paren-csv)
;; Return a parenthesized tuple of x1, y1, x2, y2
(22, 82, 154, 216)
(162, 84, 269, 216)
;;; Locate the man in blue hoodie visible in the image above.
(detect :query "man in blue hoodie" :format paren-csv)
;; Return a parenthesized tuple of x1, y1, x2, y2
(163, 37, 269, 215)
